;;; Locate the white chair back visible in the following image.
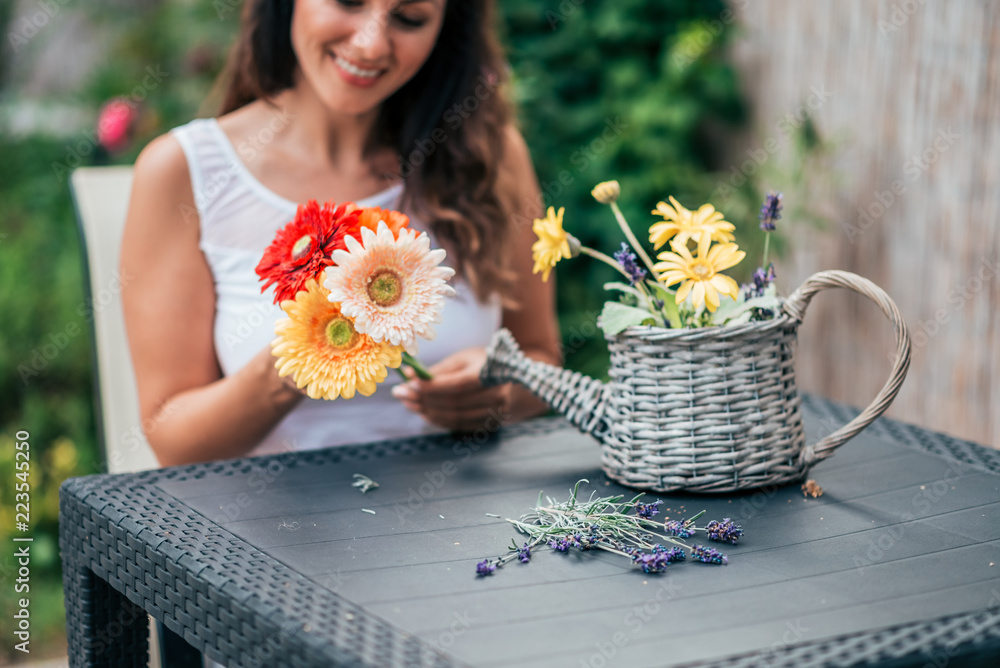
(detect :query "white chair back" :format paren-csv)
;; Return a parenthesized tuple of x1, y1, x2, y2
(71, 167, 159, 473)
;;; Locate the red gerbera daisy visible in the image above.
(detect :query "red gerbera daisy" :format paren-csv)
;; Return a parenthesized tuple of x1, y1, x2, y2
(256, 200, 362, 304)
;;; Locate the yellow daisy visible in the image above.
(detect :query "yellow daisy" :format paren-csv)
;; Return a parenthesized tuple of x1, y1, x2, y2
(653, 235, 746, 312)
(532, 206, 574, 282)
(272, 278, 403, 400)
(649, 196, 736, 250)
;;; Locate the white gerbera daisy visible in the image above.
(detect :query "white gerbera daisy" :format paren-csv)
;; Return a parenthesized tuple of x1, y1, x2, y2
(324, 221, 456, 353)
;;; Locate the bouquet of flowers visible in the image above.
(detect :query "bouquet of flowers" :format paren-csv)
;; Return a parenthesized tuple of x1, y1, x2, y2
(532, 180, 785, 334)
(255, 200, 455, 400)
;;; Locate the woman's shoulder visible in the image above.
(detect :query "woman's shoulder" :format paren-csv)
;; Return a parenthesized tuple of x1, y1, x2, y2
(132, 130, 193, 198)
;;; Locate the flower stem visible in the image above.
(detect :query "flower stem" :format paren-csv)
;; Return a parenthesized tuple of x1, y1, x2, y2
(401, 351, 433, 381)
(579, 246, 633, 281)
(580, 246, 658, 313)
(761, 232, 771, 269)
(609, 201, 661, 281)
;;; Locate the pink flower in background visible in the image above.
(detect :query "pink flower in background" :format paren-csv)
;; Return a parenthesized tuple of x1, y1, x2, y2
(96, 98, 138, 153)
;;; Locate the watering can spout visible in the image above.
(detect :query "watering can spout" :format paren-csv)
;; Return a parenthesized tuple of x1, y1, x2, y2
(481, 329, 610, 440)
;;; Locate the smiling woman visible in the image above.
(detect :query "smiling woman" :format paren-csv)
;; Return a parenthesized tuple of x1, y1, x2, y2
(119, 0, 561, 466)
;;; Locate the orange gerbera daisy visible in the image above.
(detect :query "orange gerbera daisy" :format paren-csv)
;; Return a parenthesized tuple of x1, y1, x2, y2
(272, 279, 403, 400)
(255, 201, 362, 305)
(348, 205, 411, 239)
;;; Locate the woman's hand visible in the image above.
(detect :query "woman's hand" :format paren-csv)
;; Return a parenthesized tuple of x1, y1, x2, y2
(391, 347, 512, 433)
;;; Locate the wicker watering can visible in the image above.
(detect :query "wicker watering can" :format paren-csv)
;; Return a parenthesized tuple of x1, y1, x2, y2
(481, 270, 911, 493)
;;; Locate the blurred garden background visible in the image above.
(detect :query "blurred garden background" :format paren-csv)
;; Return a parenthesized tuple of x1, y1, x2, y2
(1, 0, 997, 662)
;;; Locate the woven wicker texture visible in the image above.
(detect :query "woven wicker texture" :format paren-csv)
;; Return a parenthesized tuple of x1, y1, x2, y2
(483, 270, 911, 493)
(59, 397, 998, 668)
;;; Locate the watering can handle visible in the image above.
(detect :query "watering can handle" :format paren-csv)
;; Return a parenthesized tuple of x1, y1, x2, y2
(783, 270, 911, 466)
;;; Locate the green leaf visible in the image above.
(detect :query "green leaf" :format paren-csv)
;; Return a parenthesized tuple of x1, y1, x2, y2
(711, 295, 781, 326)
(645, 280, 682, 329)
(598, 301, 658, 337)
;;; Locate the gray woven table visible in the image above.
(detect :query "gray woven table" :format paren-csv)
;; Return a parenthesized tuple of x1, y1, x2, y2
(59, 395, 1000, 668)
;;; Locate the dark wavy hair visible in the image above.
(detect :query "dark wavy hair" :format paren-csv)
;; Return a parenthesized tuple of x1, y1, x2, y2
(217, 0, 514, 302)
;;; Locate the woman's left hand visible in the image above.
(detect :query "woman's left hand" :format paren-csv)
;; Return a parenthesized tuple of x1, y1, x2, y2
(391, 347, 512, 433)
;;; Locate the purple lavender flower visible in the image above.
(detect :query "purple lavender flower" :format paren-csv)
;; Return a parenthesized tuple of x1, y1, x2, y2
(516, 542, 532, 563)
(663, 520, 695, 539)
(706, 518, 743, 545)
(476, 559, 497, 576)
(759, 192, 783, 231)
(613, 242, 648, 286)
(691, 545, 728, 565)
(549, 536, 575, 552)
(634, 500, 662, 519)
(631, 550, 670, 574)
(650, 544, 685, 563)
(742, 263, 776, 300)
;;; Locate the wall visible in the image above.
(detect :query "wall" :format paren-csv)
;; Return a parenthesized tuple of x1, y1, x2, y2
(731, 0, 999, 446)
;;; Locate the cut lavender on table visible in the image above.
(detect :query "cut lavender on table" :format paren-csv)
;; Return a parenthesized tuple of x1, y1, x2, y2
(475, 480, 744, 576)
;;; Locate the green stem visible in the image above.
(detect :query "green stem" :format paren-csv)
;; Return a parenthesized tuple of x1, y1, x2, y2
(579, 245, 632, 281)
(610, 201, 661, 281)
(580, 246, 658, 314)
(761, 232, 771, 269)
(401, 351, 433, 381)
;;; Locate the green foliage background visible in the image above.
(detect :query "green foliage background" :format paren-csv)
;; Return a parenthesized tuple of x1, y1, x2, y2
(0, 0, 759, 657)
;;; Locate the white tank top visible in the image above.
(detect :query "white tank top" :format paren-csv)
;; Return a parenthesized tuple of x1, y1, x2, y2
(171, 118, 502, 456)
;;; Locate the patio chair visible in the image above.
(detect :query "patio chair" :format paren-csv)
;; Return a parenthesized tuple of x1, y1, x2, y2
(71, 166, 202, 668)
(71, 166, 159, 474)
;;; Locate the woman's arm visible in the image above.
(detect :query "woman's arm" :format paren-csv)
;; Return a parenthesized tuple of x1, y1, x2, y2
(392, 125, 560, 430)
(121, 134, 304, 466)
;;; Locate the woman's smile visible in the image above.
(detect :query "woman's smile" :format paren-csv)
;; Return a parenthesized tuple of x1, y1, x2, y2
(331, 53, 387, 88)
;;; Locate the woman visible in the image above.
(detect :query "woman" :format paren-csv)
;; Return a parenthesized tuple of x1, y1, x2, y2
(121, 0, 560, 466)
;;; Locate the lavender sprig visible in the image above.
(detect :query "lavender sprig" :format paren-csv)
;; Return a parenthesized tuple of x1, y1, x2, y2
(475, 481, 743, 576)
(634, 499, 661, 519)
(691, 545, 728, 565)
(706, 518, 743, 545)
(613, 242, 648, 286)
(758, 191, 782, 269)
(759, 191, 783, 232)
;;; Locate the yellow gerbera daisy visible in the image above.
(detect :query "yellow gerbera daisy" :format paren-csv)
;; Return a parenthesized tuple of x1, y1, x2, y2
(653, 235, 746, 312)
(649, 196, 736, 250)
(531, 206, 573, 282)
(272, 278, 403, 400)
